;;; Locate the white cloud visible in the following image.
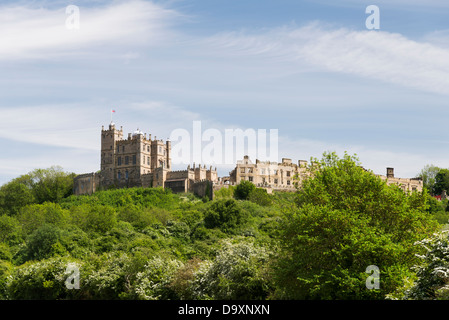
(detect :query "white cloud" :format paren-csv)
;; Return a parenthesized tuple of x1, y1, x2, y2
(203, 23, 449, 96)
(0, 100, 208, 151)
(0, 0, 180, 60)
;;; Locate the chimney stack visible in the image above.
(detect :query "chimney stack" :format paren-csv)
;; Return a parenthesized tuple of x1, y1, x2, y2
(386, 167, 394, 178)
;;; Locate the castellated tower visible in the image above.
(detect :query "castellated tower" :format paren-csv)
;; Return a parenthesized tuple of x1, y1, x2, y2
(101, 122, 123, 187)
(100, 123, 172, 189)
(74, 123, 217, 198)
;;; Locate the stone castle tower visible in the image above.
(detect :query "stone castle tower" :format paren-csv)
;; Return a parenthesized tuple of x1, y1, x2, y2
(100, 122, 171, 188)
(73, 122, 217, 197)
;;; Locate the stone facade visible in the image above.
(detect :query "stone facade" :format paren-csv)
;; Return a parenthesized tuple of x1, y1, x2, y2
(73, 123, 218, 196)
(227, 156, 423, 193)
(377, 167, 423, 192)
(228, 155, 309, 192)
(74, 122, 422, 197)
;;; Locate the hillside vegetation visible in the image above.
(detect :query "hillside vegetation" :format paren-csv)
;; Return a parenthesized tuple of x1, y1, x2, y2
(0, 154, 447, 300)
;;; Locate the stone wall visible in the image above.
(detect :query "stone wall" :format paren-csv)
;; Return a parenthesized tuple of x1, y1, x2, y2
(73, 172, 100, 195)
(191, 180, 214, 200)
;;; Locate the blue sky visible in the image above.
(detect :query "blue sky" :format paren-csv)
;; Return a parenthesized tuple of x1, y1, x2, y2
(1, 0, 449, 185)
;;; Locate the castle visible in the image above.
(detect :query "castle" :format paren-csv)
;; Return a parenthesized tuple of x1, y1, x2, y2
(227, 155, 423, 193)
(73, 122, 218, 198)
(73, 122, 423, 197)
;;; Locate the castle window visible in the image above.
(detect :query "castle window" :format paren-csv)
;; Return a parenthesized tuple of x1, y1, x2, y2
(147, 146, 150, 152)
(287, 180, 291, 185)
(286, 171, 291, 177)
(118, 157, 122, 166)
(118, 172, 121, 180)
(274, 179, 278, 184)
(122, 146, 125, 152)
(147, 157, 150, 165)
(132, 155, 136, 165)
(125, 171, 129, 180)
(159, 146, 162, 153)
(248, 176, 253, 182)
(125, 156, 129, 165)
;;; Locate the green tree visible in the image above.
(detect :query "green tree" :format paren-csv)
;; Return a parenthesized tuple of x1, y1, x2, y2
(0, 179, 35, 215)
(6, 256, 81, 300)
(190, 240, 272, 300)
(433, 169, 449, 196)
(17, 202, 70, 236)
(69, 204, 117, 234)
(0, 166, 75, 216)
(274, 152, 438, 299)
(24, 224, 67, 261)
(400, 231, 449, 300)
(426, 195, 449, 224)
(204, 199, 249, 233)
(0, 215, 23, 245)
(248, 188, 272, 206)
(234, 180, 256, 200)
(417, 164, 441, 194)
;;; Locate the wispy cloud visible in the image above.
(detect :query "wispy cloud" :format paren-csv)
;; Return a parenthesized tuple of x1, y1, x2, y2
(0, 0, 181, 60)
(203, 23, 449, 96)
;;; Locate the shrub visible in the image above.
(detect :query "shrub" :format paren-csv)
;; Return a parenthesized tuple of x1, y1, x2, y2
(6, 256, 82, 300)
(203, 199, 249, 233)
(248, 188, 272, 206)
(132, 255, 183, 300)
(190, 240, 273, 300)
(234, 181, 256, 200)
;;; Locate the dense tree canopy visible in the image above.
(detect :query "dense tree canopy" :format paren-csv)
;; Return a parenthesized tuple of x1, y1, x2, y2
(433, 169, 449, 196)
(274, 152, 439, 299)
(0, 158, 446, 300)
(0, 166, 75, 216)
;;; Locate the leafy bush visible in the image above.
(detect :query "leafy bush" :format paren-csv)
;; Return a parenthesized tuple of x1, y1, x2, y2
(248, 188, 272, 206)
(214, 186, 235, 199)
(400, 231, 449, 300)
(0, 215, 23, 245)
(234, 181, 256, 200)
(203, 199, 249, 233)
(17, 203, 70, 235)
(131, 255, 183, 300)
(274, 152, 439, 299)
(69, 204, 117, 234)
(190, 239, 272, 300)
(23, 224, 67, 262)
(6, 256, 82, 300)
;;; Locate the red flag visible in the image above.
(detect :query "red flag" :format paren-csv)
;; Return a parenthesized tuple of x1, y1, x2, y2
(112, 110, 116, 113)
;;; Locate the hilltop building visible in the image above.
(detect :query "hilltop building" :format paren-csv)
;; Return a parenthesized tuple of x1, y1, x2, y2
(74, 122, 423, 198)
(73, 123, 217, 198)
(228, 156, 309, 193)
(377, 167, 423, 192)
